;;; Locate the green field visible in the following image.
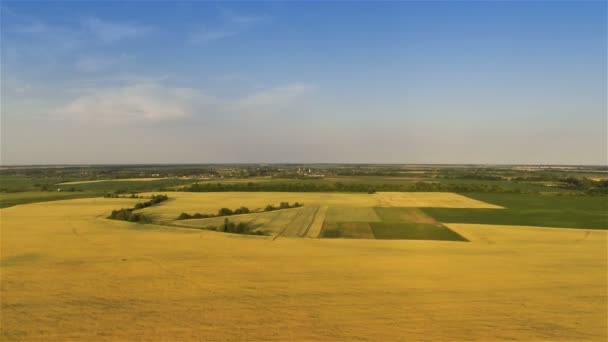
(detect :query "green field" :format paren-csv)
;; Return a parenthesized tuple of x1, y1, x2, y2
(324, 206, 381, 222)
(321, 222, 375, 238)
(370, 222, 468, 241)
(422, 193, 608, 229)
(0, 191, 98, 208)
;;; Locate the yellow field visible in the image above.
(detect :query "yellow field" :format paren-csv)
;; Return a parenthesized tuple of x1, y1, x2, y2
(140, 191, 502, 221)
(1, 196, 606, 341)
(375, 191, 504, 208)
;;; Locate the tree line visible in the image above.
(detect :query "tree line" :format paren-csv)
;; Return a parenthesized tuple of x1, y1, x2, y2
(182, 181, 518, 194)
(176, 202, 302, 220)
(107, 194, 169, 223)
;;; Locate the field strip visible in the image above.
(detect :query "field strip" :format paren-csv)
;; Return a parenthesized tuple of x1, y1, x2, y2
(374, 192, 504, 209)
(272, 209, 304, 240)
(300, 206, 321, 237)
(306, 206, 328, 238)
(273, 206, 319, 239)
(57, 178, 168, 185)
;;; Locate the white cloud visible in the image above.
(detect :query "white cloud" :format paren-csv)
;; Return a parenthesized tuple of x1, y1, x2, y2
(82, 17, 151, 43)
(52, 82, 207, 124)
(225, 83, 314, 117)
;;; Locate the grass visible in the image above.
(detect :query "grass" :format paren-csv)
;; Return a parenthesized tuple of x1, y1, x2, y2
(422, 193, 608, 229)
(1, 197, 606, 341)
(370, 222, 468, 241)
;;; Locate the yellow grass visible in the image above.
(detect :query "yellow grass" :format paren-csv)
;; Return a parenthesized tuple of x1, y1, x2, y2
(1, 198, 605, 341)
(57, 178, 167, 185)
(374, 191, 504, 208)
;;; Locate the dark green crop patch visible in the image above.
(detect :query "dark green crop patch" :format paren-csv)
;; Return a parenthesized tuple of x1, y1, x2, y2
(370, 222, 468, 241)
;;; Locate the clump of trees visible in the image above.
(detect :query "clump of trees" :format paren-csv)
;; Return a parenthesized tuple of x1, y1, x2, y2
(264, 202, 302, 212)
(559, 177, 608, 195)
(177, 212, 213, 220)
(107, 194, 169, 223)
(104, 193, 144, 199)
(218, 218, 267, 235)
(133, 194, 169, 209)
(108, 208, 144, 222)
(176, 202, 303, 220)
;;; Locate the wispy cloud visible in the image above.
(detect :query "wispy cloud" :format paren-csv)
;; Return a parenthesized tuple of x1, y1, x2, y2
(189, 9, 267, 44)
(52, 82, 209, 124)
(82, 17, 152, 43)
(50, 81, 314, 124)
(225, 83, 314, 117)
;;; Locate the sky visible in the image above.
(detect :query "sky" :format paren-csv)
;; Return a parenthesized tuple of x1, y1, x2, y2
(1, 1, 606, 165)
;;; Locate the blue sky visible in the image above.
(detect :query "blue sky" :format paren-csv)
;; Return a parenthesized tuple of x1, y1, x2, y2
(1, 1, 606, 165)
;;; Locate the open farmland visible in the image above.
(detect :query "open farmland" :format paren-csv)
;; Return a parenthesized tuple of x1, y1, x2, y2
(141, 192, 502, 241)
(1, 196, 606, 341)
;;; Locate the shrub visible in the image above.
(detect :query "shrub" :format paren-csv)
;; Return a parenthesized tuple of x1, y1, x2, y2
(177, 212, 192, 220)
(218, 208, 233, 216)
(233, 206, 250, 215)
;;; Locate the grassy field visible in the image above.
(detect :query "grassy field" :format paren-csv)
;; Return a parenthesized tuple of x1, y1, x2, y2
(423, 193, 608, 229)
(1, 197, 606, 341)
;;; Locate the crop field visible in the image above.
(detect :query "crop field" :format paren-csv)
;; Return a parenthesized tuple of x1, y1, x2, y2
(374, 192, 503, 208)
(146, 192, 500, 241)
(139, 192, 607, 242)
(1, 195, 606, 341)
(423, 193, 608, 229)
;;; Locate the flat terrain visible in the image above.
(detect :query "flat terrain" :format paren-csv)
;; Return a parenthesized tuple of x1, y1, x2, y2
(1, 194, 606, 341)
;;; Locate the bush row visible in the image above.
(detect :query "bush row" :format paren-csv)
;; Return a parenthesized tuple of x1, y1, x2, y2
(182, 181, 518, 193)
(107, 194, 169, 223)
(176, 202, 303, 220)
